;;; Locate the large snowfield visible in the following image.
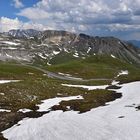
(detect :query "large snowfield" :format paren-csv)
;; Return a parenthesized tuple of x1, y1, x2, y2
(2, 81, 140, 140)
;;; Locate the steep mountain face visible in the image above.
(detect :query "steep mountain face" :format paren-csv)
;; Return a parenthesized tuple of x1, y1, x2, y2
(0, 29, 140, 65)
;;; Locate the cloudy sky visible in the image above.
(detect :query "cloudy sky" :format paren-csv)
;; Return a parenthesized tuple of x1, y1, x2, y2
(0, 0, 140, 40)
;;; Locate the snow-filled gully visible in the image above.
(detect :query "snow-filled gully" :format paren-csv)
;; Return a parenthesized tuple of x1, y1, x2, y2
(2, 81, 140, 140)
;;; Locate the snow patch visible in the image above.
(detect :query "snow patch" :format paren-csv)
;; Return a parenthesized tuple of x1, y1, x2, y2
(62, 84, 108, 90)
(27, 72, 34, 75)
(18, 109, 32, 113)
(111, 54, 116, 58)
(53, 51, 60, 55)
(0, 109, 11, 112)
(3, 47, 17, 50)
(118, 41, 121, 45)
(0, 80, 20, 84)
(87, 47, 91, 53)
(37, 95, 83, 112)
(0, 93, 5, 95)
(1, 41, 20, 46)
(117, 70, 128, 77)
(111, 80, 119, 85)
(73, 52, 79, 58)
(5, 53, 13, 58)
(38, 53, 47, 59)
(73, 54, 79, 58)
(64, 48, 70, 53)
(43, 74, 47, 76)
(3, 82, 140, 140)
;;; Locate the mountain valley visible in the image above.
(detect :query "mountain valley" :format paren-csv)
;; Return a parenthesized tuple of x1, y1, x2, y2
(0, 29, 140, 140)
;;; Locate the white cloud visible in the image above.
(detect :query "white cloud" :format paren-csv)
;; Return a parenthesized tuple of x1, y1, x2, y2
(18, 8, 49, 20)
(0, 17, 21, 32)
(18, 0, 140, 27)
(1, 0, 140, 39)
(22, 22, 52, 31)
(0, 17, 51, 32)
(13, 0, 24, 8)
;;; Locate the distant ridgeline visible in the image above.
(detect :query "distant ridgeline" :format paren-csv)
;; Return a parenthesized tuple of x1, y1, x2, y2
(0, 29, 139, 66)
(128, 40, 140, 48)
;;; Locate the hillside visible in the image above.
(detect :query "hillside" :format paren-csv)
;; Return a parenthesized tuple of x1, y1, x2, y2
(0, 29, 140, 140)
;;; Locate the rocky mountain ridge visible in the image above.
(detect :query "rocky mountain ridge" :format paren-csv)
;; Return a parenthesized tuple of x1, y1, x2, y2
(0, 29, 139, 65)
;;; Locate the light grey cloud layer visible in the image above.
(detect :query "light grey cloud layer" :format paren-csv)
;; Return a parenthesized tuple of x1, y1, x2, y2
(1, 0, 140, 40)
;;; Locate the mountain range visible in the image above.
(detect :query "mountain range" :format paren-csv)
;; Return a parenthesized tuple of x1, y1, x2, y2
(0, 29, 140, 140)
(0, 29, 139, 66)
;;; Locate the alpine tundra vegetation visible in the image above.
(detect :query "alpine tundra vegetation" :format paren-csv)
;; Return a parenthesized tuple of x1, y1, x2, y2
(0, 0, 140, 140)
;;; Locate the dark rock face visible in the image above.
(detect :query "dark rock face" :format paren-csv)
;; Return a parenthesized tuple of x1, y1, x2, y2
(0, 29, 140, 65)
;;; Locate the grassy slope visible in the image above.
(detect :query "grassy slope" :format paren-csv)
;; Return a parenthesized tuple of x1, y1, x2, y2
(0, 55, 140, 112)
(50, 52, 80, 65)
(0, 62, 108, 111)
(47, 55, 140, 82)
(0, 55, 140, 137)
(0, 62, 43, 80)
